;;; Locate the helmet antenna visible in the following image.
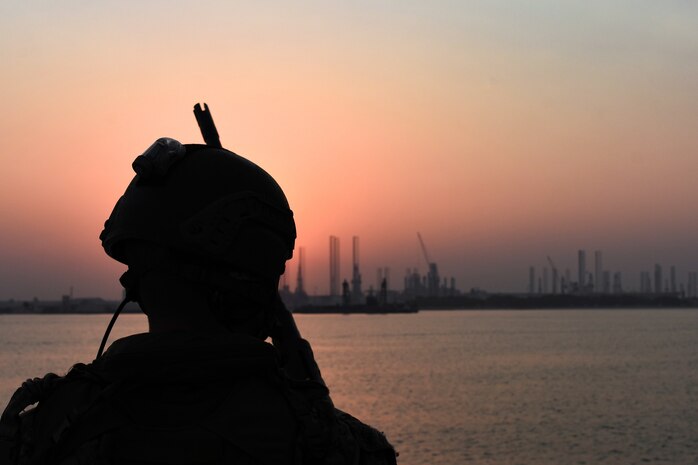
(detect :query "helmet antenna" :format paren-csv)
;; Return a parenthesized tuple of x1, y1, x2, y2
(193, 103, 222, 148)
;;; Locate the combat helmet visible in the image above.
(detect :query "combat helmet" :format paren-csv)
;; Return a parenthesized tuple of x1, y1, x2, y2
(96, 104, 296, 356)
(100, 103, 295, 278)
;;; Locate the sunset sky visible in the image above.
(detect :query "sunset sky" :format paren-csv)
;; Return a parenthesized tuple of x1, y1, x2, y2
(1, 1, 697, 299)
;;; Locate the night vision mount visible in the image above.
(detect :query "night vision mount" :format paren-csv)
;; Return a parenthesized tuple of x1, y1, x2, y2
(193, 103, 222, 148)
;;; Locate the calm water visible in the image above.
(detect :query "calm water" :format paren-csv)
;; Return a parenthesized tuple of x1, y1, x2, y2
(2, 310, 698, 465)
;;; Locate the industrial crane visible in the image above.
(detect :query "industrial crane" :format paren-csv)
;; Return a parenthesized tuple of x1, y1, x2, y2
(417, 232, 431, 266)
(546, 256, 556, 272)
(417, 233, 440, 297)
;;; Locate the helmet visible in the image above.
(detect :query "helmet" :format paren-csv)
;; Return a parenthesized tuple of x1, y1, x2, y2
(99, 138, 296, 280)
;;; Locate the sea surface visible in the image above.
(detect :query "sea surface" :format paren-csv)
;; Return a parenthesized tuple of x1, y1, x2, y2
(2, 310, 698, 465)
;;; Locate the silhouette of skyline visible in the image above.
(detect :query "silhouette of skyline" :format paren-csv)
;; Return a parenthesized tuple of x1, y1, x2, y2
(279, 240, 697, 298)
(5, 237, 696, 302)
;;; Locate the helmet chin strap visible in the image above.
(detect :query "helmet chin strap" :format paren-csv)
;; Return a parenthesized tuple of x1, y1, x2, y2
(96, 297, 129, 359)
(96, 270, 140, 359)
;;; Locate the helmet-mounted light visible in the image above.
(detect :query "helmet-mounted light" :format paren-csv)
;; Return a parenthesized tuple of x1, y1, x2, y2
(132, 138, 186, 183)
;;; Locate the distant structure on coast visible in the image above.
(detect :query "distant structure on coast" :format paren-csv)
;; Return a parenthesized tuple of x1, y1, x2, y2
(527, 248, 697, 300)
(275, 239, 697, 311)
(329, 236, 340, 297)
(578, 250, 587, 292)
(4, 240, 697, 314)
(689, 272, 698, 297)
(351, 236, 363, 304)
(0, 296, 139, 314)
(276, 232, 460, 311)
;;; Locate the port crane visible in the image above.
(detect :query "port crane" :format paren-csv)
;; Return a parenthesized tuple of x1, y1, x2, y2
(417, 233, 440, 297)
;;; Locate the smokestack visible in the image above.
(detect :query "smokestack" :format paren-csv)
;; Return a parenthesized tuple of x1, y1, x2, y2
(329, 236, 340, 296)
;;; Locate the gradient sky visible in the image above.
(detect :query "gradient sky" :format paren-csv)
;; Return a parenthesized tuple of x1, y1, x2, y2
(1, 1, 697, 299)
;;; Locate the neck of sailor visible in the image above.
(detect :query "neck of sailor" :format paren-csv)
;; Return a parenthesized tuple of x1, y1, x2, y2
(138, 270, 231, 336)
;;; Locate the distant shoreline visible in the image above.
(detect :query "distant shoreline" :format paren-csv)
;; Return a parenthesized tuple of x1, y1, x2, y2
(1, 293, 696, 315)
(1, 307, 697, 315)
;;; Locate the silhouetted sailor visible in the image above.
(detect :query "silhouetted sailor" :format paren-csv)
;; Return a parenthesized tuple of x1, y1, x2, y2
(0, 104, 397, 465)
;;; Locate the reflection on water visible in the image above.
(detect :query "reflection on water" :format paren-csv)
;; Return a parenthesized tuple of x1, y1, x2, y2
(2, 310, 698, 465)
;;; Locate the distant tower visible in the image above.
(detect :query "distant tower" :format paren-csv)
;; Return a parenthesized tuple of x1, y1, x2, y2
(379, 277, 388, 305)
(688, 272, 698, 298)
(351, 236, 363, 303)
(670, 266, 676, 294)
(594, 250, 602, 294)
(329, 236, 340, 296)
(529, 266, 536, 294)
(547, 257, 558, 294)
(342, 279, 351, 305)
(578, 250, 587, 291)
(654, 264, 662, 294)
(295, 247, 306, 296)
